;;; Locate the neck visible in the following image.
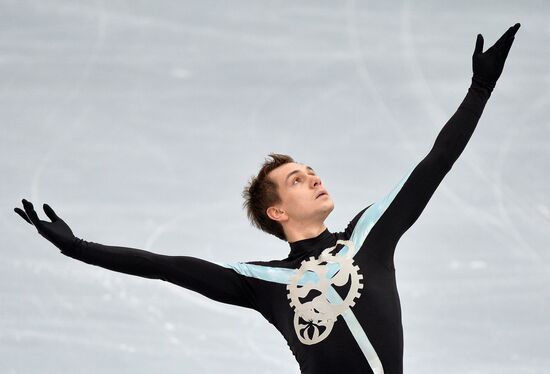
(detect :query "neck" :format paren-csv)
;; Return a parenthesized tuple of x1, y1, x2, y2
(285, 222, 327, 243)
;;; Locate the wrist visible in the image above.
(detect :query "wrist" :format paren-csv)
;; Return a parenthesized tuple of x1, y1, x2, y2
(471, 76, 495, 93)
(59, 236, 81, 253)
(459, 77, 492, 110)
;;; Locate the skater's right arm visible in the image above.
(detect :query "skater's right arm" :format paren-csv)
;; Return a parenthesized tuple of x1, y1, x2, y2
(14, 200, 257, 310)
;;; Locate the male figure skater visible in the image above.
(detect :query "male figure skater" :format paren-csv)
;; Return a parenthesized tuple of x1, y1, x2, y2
(15, 23, 521, 374)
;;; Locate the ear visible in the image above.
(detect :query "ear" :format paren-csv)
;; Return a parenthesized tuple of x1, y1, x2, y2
(266, 206, 288, 222)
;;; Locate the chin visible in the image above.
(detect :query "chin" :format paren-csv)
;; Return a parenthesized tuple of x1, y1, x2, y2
(322, 201, 335, 215)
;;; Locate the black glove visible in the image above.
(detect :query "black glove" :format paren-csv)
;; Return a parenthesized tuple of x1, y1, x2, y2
(14, 199, 76, 251)
(472, 23, 521, 91)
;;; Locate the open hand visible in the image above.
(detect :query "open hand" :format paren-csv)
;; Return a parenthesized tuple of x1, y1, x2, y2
(14, 199, 76, 250)
(472, 23, 521, 90)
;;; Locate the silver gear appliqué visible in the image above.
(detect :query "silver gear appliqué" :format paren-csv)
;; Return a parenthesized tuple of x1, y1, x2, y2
(286, 240, 363, 345)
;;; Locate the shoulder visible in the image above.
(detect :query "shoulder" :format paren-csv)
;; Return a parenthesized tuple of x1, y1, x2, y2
(334, 204, 373, 241)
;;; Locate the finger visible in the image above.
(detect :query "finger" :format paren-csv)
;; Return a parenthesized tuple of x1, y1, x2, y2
(510, 23, 521, 37)
(499, 25, 519, 53)
(500, 40, 512, 61)
(503, 24, 520, 44)
(474, 34, 484, 54)
(502, 24, 520, 52)
(500, 35, 516, 60)
(14, 207, 33, 225)
(494, 27, 513, 47)
(43, 203, 60, 222)
(22, 199, 42, 227)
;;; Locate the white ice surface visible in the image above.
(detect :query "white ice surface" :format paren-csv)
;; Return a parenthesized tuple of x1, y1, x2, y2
(1, 1, 549, 373)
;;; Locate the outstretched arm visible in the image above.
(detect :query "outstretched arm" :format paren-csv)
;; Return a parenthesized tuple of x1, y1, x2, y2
(14, 200, 257, 309)
(369, 23, 521, 268)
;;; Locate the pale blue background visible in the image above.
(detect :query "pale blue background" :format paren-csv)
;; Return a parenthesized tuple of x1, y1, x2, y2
(1, 1, 549, 373)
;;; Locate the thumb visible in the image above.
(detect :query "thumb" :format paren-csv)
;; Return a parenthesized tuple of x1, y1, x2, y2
(474, 34, 484, 54)
(43, 203, 60, 222)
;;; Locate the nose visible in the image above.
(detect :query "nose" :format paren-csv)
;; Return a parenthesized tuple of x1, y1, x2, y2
(311, 175, 322, 187)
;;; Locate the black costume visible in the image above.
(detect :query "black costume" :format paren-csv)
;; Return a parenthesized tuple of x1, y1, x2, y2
(59, 81, 491, 373)
(17, 23, 520, 374)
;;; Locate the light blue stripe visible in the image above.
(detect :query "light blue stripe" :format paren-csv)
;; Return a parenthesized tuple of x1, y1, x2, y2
(218, 166, 415, 280)
(216, 261, 342, 286)
(216, 166, 416, 374)
(326, 287, 384, 373)
(349, 165, 415, 256)
(218, 261, 384, 372)
(340, 309, 384, 374)
(217, 262, 295, 284)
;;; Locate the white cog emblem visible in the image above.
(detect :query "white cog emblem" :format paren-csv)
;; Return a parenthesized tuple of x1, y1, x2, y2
(286, 240, 364, 345)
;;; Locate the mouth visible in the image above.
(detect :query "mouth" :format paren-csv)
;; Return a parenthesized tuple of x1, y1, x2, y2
(316, 191, 328, 199)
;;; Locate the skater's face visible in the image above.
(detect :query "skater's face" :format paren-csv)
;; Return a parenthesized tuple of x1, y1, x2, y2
(266, 162, 334, 225)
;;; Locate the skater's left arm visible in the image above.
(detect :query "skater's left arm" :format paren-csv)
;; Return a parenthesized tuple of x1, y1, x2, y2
(368, 23, 521, 268)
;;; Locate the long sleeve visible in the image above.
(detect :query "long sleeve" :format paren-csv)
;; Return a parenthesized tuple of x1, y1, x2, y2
(369, 79, 492, 267)
(60, 237, 257, 310)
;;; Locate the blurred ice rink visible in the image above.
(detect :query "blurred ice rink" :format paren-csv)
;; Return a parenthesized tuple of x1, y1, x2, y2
(1, 1, 549, 373)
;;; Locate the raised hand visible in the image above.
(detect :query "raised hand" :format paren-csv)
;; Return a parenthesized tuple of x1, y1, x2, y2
(472, 23, 521, 90)
(14, 199, 76, 250)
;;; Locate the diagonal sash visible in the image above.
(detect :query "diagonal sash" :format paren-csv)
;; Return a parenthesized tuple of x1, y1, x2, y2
(218, 166, 414, 373)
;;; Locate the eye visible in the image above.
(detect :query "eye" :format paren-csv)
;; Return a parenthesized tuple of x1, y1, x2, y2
(293, 177, 301, 184)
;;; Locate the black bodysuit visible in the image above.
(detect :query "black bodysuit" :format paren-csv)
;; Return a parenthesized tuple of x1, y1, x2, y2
(61, 81, 491, 374)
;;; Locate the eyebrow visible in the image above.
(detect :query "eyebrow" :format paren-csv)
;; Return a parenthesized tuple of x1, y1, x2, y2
(285, 166, 315, 183)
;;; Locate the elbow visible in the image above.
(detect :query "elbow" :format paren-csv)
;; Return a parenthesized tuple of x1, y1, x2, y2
(427, 145, 454, 172)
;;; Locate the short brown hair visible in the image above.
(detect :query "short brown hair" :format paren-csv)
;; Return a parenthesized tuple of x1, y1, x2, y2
(242, 153, 295, 241)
